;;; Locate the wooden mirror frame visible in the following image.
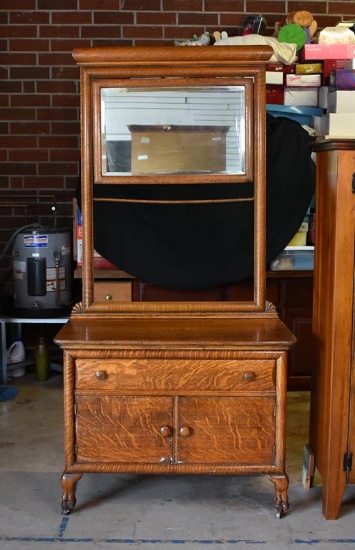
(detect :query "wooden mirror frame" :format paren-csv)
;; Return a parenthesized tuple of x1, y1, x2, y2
(72, 46, 272, 315)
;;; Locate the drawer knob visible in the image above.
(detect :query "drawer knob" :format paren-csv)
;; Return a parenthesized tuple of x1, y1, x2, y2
(160, 426, 172, 438)
(243, 371, 256, 382)
(179, 426, 191, 437)
(105, 294, 112, 301)
(95, 370, 107, 380)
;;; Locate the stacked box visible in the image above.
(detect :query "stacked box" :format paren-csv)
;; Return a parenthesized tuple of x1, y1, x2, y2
(329, 69, 355, 91)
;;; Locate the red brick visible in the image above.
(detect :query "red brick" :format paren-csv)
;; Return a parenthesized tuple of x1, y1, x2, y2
(0, 0, 36, 9)
(50, 149, 81, 162)
(11, 94, 51, 108)
(79, 0, 124, 8)
(136, 12, 177, 25)
(23, 176, 66, 189)
(0, 162, 37, 175)
(52, 95, 80, 108)
(0, 82, 21, 93)
(0, 136, 37, 148)
(50, 39, 92, 52)
(0, 96, 9, 107)
(219, 14, 245, 28)
(246, 0, 286, 13)
(38, 53, 75, 65)
(81, 26, 121, 38)
(38, 162, 78, 176)
(0, 122, 8, 133)
(38, 0, 78, 8)
(0, 25, 37, 38)
(51, 67, 81, 80)
(163, 0, 202, 10)
(23, 81, 36, 93)
(37, 108, 78, 121)
(0, 53, 36, 65)
(52, 12, 92, 25)
(123, 26, 163, 38)
(38, 136, 79, 149)
(10, 67, 50, 80)
(10, 122, 50, 135)
(40, 26, 80, 38)
(51, 122, 80, 135)
(205, 0, 243, 11)
(9, 149, 49, 162)
(0, 108, 36, 121)
(37, 81, 77, 94)
(9, 11, 50, 24)
(9, 39, 50, 52)
(178, 13, 219, 25)
(94, 12, 134, 24)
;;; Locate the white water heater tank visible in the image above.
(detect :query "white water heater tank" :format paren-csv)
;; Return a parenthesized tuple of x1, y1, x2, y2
(12, 227, 72, 315)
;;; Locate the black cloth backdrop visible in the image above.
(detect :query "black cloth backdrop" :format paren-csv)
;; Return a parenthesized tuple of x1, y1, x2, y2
(78, 114, 316, 290)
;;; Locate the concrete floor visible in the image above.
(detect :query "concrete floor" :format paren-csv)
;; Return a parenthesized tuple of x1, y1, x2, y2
(1, 372, 355, 550)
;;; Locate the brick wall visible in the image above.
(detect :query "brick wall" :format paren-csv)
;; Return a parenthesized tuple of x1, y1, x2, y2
(0, 0, 353, 298)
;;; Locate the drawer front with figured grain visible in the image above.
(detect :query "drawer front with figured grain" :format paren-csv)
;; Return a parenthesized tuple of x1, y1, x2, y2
(75, 358, 276, 393)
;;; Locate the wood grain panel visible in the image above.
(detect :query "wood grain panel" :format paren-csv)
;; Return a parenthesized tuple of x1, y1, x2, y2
(178, 396, 275, 464)
(75, 395, 172, 463)
(75, 358, 276, 392)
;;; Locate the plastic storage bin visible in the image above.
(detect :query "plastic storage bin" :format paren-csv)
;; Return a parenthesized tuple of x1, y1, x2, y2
(270, 246, 314, 271)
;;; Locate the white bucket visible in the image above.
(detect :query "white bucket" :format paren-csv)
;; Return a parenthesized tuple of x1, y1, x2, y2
(7, 339, 26, 377)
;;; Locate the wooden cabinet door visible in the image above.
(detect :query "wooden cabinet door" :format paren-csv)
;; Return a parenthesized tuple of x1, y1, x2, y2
(177, 396, 276, 465)
(75, 395, 173, 463)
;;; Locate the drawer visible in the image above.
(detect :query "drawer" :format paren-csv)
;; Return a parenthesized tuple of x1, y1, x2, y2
(94, 281, 132, 302)
(75, 358, 276, 392)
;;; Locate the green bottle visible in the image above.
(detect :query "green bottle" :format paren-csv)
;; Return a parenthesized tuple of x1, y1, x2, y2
(35, 336, 50, 381)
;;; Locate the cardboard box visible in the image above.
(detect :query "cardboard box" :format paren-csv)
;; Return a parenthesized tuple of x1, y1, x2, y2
(129, 125, 228, 173)
(323, 58, 350, 83)
(318, 86, 330, 109)
(266, 71, 284, 85)
(302, 43, 355, 60)
(344, 58, 355, 69)
(329, 69, 355, 91)
(284, 87, 319, 107)
(327, 90, 355, 113)
(295, 63, 323, 75)
(266, 62, 295, 73)
(286, 74, 321, 87)
(321, 113, 355, 137)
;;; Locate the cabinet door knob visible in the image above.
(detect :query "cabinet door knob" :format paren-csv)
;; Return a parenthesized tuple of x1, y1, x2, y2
(159, 426, 172, 438)
(243, 371, 256, 382)
(179, 426, 191, 437)
(105, 294, 112, 301)
(95, 370, 107, 380)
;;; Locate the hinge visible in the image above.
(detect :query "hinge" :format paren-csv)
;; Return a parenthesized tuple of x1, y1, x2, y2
(343, 452, 353, 472)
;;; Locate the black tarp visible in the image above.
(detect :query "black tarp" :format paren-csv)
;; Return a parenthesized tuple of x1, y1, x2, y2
(78, 114, 315, 290)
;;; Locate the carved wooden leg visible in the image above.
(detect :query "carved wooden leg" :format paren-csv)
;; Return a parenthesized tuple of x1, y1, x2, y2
(268, 473, 289, 518)
(61, 472, 83, 515)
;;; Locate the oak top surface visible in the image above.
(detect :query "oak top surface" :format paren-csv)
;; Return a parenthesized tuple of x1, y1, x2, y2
(55, 316, 295, 349)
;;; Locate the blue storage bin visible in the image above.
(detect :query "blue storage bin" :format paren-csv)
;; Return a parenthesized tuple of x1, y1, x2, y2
(266, 105, 323, 126)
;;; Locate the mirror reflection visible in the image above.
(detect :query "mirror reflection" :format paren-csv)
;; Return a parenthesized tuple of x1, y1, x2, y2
(101, 86, 246, 176)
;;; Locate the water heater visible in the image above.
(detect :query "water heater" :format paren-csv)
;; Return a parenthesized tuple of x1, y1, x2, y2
(12, 227, 73, 316)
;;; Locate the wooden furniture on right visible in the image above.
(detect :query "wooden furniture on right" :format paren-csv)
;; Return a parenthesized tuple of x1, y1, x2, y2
(308, 139, 355, 519)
